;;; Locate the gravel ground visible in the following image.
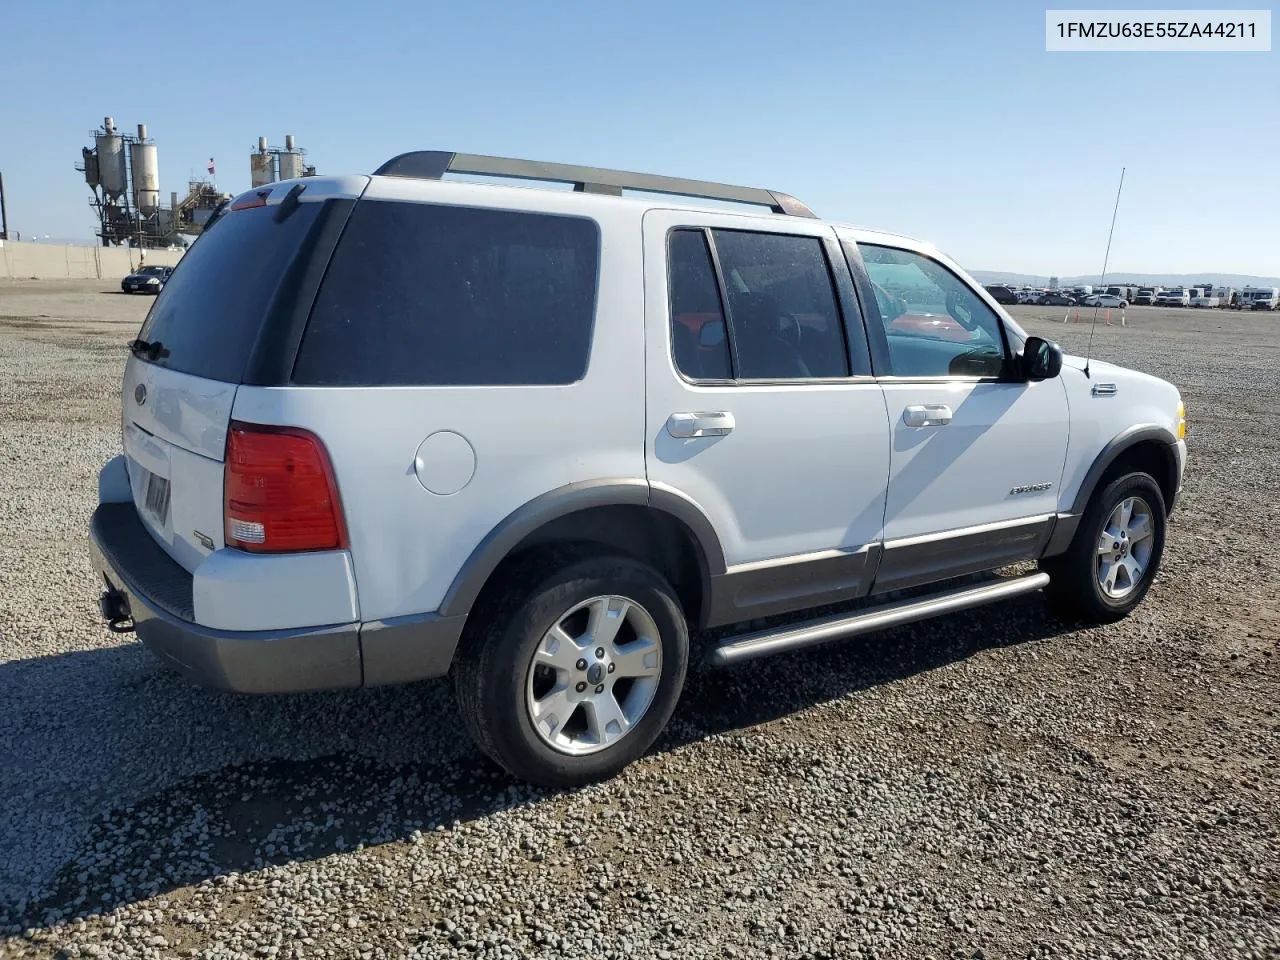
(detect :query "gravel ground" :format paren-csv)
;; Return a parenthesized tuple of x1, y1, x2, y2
(1, 281, 1277, 959)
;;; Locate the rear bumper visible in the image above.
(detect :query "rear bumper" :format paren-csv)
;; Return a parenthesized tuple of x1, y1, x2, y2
(90, 503, 362, 692)
(89, 502, 466, 693)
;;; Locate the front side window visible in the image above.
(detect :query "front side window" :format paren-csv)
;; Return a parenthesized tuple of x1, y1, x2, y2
(858, 244, 1007, 378)
(666, 228, 851, 381)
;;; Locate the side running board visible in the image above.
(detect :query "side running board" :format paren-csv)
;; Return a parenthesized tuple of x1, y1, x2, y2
(708, 572, 1050, 667)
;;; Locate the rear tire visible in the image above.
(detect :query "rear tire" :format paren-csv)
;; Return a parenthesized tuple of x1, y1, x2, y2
(453, 551, 689, 788)
(1042, 472, 1166, 623)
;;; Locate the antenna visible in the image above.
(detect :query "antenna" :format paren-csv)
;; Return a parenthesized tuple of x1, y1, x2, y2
(1084, 167, 1126, 378)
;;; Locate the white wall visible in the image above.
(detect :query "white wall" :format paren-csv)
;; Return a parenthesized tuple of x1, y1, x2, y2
(0, 240, 185, 281)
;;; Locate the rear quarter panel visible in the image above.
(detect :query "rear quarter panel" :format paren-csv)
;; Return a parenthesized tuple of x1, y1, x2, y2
(231, 185, 647, 623)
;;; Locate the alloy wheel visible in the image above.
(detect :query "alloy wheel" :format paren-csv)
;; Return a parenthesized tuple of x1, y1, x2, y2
(1096, 496, 1156, 599)
(525, 595, 663, 756)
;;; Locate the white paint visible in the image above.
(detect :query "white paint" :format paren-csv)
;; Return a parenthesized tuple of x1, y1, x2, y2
(414, 431, 477, 495)
(121, 356, 233, 572)
(231, 176, 650, 622)
(192, 549, 359, 630)
(1056, 357, 1185, 512)
(97, 455, 132, 504)
(94, 169, 1188, 640)
(878, 378, 1070, 540)
(641, 207, 891, 565)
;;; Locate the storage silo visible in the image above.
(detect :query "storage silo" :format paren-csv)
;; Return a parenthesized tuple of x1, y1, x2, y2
(278, 134, 304, 180)
(95, 117, 127, 201)
(130, 123, 160, 214)
(250, 137, 275, 187)
(82, 147, 100, 189)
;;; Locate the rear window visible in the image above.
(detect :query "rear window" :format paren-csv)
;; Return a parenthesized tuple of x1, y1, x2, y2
(136, 202, 324, 383)
(292, 200, 600, 386)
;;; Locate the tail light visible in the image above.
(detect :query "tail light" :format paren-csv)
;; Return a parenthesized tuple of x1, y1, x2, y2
(224, 421, 348, 553)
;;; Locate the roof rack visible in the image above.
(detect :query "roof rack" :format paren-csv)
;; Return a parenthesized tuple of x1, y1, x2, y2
(372, 151, 817, 218)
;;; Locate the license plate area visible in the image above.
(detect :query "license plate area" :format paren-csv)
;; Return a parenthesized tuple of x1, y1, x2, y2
(143, 470, 171, 525)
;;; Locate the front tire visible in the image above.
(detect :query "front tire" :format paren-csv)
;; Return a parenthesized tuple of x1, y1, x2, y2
(453, 552, 689, 788)
(1042, 472, 1167, 623)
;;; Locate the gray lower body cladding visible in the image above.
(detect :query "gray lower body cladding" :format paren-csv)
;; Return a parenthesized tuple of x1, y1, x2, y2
(89, 503, 464, 693)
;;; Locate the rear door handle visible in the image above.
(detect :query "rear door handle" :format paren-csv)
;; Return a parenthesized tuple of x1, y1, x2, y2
(666, 411, 735, 438)
(903, 404, 953, 427)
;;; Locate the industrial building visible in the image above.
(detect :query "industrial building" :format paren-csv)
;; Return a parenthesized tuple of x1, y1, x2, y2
(78, 117, 228, 248)
(250, 135, 315, 187)
(76, 117, 317, 249)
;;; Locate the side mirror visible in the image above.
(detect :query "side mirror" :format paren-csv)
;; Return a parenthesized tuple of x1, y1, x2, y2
(1022, 336, 1063, 381)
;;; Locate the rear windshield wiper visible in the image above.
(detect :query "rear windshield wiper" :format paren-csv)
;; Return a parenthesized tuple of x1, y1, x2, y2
(129, 338, 171, 361)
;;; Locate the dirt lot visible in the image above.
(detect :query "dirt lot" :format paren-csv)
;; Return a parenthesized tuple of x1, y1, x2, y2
(1, 280, 1277, 959)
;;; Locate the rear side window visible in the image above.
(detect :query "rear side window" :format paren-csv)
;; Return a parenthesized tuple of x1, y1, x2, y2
(713, 231, 849, 379)
(293, 201, 600, 386)
(668, 230, 732, 380)
(137, 202, 323, 383)
(666, 228, 850, 381)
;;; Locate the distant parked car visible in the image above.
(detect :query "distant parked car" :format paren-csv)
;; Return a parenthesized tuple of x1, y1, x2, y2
(121, 265, 173, 295)
(1037, 293, 1075, 306)
(1083, 294, 1128, 309)
(1156, 291, 1191, 307)
(983, 284, 1019, 305)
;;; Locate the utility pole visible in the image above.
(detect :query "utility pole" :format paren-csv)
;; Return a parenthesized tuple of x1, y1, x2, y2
(0, 171, 9, 241)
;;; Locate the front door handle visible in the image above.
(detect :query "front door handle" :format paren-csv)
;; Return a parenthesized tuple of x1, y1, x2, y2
(903, 404, 953, 427)
(666, 411, 735, 438)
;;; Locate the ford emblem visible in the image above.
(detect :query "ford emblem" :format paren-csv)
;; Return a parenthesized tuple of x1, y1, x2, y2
(134, 384, 147, 406)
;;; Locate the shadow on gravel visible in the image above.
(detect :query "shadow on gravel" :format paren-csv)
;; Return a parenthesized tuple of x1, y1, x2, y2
(4, 593, 1076, 932)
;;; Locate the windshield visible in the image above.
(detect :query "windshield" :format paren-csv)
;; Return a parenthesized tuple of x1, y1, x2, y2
(138, 265, 167, 276)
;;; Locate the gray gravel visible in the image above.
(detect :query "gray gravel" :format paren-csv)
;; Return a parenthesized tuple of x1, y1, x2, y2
(1, 282, 1277, 959)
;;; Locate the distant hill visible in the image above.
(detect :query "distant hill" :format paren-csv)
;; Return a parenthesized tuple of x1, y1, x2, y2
(972, 270, 1280, 288)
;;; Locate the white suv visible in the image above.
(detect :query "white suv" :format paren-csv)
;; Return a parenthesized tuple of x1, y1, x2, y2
(90, 152, 1188, 786)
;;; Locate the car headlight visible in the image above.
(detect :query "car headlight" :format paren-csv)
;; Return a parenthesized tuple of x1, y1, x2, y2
(146, 277, 160, 285)
(1176, 400, 1186, 439)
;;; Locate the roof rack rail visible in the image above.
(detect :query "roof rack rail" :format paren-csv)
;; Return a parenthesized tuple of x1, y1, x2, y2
(372, 151, 817, 218)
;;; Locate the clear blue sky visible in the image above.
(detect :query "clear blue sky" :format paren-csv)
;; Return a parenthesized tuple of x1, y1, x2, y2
(1, 0, 1275, 275)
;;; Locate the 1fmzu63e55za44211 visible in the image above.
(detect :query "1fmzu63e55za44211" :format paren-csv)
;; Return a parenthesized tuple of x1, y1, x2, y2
(90, 152, 1188, 787)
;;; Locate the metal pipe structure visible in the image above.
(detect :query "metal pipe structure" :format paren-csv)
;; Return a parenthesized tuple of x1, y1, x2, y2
(0, 171, 8, 241)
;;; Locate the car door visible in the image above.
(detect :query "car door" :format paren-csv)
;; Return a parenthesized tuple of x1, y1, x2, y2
(643, 210, 891, 626)
(839, 234, 1070, 594)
